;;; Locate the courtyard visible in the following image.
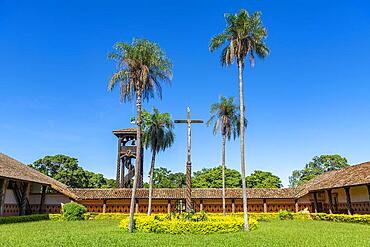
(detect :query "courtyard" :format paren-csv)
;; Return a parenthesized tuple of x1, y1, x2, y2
(0, 219, 369, 247)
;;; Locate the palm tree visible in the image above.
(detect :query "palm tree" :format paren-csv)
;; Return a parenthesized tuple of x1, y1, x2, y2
(207, 96, 245, 216)
(108, 39, 172, 232)
(142, 108, 175, 215)
(209, 9, 269, 231)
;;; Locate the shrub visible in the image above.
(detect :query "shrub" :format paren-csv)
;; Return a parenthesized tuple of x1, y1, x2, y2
(62, 202, 86, 221)
(0, 214, 49, 224)
(248, 213, 278, 222)
(310, 213, 370, 224)
(49, 214, 63, 221)
(119, 213, 258, 234)
(278, 210, 293, 220)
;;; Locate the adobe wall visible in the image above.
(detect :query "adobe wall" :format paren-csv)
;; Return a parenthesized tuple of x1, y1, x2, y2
(78, 198, 303, 214)
(2, 182, 70, 216)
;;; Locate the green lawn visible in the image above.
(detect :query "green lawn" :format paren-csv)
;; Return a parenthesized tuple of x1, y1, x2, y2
(0, 219, 369, 247)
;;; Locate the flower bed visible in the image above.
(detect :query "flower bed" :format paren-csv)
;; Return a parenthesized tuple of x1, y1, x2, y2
(119, 213, 258, 234)
(310, 213, 370, 224)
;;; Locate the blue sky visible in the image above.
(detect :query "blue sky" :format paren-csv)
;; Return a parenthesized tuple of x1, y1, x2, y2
(1, 0, 370, 186)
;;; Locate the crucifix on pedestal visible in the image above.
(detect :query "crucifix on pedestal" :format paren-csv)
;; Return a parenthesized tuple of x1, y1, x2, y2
(175, 107, 203, 212)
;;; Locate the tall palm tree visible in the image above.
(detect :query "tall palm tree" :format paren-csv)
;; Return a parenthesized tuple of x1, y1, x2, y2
(108, 39, 172, 233)
(207, 96, 245, 216)
(209, 9, 269, 231)
(142, 108, 175, 215)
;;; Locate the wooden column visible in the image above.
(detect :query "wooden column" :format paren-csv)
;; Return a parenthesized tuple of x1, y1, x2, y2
(367, 184, 370, 201)
(0, 178, 8, 217)
(167, 200, 171, 214)
(313, 192, 318, 213)
(116, 138, 122, 188)
(231, 199, 235, 213)
(39, 185, 47, 214)
(344, 187, 353, 215)
(120, 158, 125, 188)
(19, 182, 30, 216)
(327, 189, 333, 214)
(263, 199, 267, 213)
(135, 199, 139, 214)
(199, 200, 203, 212)
(295, 199, 299, 213)
(102, 200, 107, 214)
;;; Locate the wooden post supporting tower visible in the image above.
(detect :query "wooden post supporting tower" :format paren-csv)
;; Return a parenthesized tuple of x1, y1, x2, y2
(113, 128, 144, 188)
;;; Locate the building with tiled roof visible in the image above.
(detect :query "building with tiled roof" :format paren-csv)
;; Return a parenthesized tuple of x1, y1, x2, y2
(1, 153, 369, 216)
(0, 153, 76, 216)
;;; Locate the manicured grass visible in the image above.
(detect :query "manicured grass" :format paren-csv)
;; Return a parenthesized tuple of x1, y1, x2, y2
(0, 219, 369, 247)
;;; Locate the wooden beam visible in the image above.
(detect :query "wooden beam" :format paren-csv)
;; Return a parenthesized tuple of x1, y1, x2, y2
(231, 199, 235, 213)
(102, 200, 107, 214)
(135, 199, 139, 214)
(295, 199, 299, 213)
(313, 192, 318, 213)
(344, 187, 353, 215)
(0, 178, 8, 217)
(116, 138, 122, 188)
(39, 185, 47, 214)
(199, 200, 203, 212)
(263, 199, 267, 213)
(367, 184, 370, 201)
(167, 200, 171, 214)
(327, 189, 333, 214)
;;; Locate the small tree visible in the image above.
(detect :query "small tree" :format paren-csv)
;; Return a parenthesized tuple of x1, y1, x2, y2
(207, 96, 244, 215)
(142, 108, 175, 215)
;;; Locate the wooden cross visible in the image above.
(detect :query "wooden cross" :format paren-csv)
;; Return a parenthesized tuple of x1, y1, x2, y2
(175, 107, 203, 212)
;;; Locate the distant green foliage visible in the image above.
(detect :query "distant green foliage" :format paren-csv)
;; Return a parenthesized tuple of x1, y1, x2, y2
(289, 155, 349, 187)
(30, 154, 116, 188)
(0, 214, 49, 224)
(246, 170, 282, 188)
(144, 167, 185, 188)
(192, 166, 242, 188)
(63, 202, 86, 221)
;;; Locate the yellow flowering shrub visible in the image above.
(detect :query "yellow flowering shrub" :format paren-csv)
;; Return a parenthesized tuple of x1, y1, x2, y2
(119, 213, 258, 234)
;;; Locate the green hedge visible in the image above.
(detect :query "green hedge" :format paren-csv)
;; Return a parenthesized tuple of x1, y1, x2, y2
(119, 213, 258, 234)
(310, 213, 370, 224)
(0, 214, 50, 224)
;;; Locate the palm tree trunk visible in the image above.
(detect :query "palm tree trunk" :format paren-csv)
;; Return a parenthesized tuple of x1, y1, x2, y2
(147, 147, 157, 215)
(128, 93, 142, 233)
(222, 133, 226, 216)
(238, 59, 249, 231)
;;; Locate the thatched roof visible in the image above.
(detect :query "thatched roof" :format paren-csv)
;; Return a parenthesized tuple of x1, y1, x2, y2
(70, 188, 296, 200)
(295, 162, 370, 198)
(0, 153, 77, 199)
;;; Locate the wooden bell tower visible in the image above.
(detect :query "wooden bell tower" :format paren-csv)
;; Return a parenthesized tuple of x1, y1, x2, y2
(113, 128, 144, 188)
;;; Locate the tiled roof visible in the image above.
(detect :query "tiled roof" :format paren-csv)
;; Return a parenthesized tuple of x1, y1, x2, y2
(0, 153, 77, 199)
(70, 188, 297, 200)
(295, 162, 370, 197)
(113, 128, 137, 134)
